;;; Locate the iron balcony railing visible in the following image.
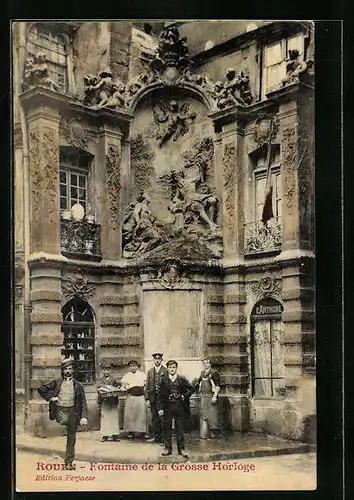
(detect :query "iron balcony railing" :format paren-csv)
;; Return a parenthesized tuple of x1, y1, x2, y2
(60, 219, 101, 260)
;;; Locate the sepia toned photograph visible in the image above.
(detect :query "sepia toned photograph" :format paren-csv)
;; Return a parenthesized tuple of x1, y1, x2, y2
(13, 19, 316, 492)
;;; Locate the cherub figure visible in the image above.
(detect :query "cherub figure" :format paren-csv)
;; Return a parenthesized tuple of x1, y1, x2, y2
(88, 68, 116, 108)
(153, 99, 196, 147)
(24, 52, 59, 91)
(282, 49, 313, 86)
(101, 82, 126, 109)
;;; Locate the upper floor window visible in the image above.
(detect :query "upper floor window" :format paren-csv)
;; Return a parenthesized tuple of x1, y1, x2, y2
(254, 146, 282, 221)
(28, 25, 68, 92)
(60, 147, 92, 217)
(261, 34, 304, 98)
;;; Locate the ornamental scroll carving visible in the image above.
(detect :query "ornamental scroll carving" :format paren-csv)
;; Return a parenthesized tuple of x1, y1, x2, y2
(157, 261, 188, 289)
(105, 144, 121, 230)
(130, 134, 155, 192)
(29, 129, 41, 223)
(60, 118, 91, 150)
(222, 144, 237, 221)
(62, 271, 96, 301)
(282, 126, 297, 211)
(82, 24, 253, 112)
(42, 129, 59, 227)
(251, 272, 282, 299)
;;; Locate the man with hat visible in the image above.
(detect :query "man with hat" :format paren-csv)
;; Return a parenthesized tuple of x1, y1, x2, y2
(38, 358, 88, 469)
(158, 360, 195, 458)
(120, 360, 147, 439)
(145, 353, 168, 443)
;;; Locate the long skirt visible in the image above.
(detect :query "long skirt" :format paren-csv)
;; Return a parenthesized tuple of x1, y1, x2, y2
(100, 400, 119, 436)
(123, 395, 147, 433)
(200, 395, 220, 430)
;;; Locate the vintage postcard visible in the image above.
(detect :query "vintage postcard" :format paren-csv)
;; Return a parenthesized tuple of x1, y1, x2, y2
(13, 19, 316, 492)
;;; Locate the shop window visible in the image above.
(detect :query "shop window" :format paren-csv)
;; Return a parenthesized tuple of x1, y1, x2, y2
(261, 34, 304, 98)
(28, 25, 68, 92)
(250, 298, 285, 397)
(61, 297, 96, 384)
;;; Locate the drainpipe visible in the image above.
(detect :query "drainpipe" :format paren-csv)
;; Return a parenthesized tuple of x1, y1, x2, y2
(17, 22, 32, 425)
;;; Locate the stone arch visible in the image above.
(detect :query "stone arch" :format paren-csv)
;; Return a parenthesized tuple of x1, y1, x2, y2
(127, 81, 215, 115)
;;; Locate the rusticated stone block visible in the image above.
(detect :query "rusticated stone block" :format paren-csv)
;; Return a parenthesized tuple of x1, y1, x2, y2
(100, 315, 140, 326)
(224, 294, 247, 304)
(30, 290, 61, 302)
(99, 336, 141, 346)
(99, 294, 139, 306)
(32, 357, 63, 367)
(220, 374, 249, 386)
(206, 334, 248, 345)
(31, 334, 63, 345)
(283, 310, 315, 323)
(100, 356, 140, 367)
(30, 311, 62, 323)
(212, 355, 248, 365)
(208, 294, 224, 304)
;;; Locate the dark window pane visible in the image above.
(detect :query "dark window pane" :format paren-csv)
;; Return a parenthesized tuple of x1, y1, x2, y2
(70, 174, 78, 186)
(79, 175, 86, 187)
(60, 184, 67, 196)
(60, 170, 66, 183)
(70, 187, 78, 200)
(60, 197, 67, 210)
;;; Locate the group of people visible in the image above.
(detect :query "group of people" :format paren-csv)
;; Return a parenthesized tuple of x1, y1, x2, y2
(38, 354, 221, 468)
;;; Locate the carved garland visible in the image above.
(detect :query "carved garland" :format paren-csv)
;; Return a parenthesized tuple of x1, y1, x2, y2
(42, 129, 59, 227)
(105, 144, 121, 229)
(60, 118, 90, 150)
(251, 272, 282, 299)
(282, 126, 297, 212)
(62, 271, 96, 301)
(222, 144, 237, 221)
(29, 129, 41, 225)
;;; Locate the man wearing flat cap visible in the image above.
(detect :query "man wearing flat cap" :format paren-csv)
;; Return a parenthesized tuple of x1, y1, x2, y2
(38, 358, 88, 469)
(158, 360, 195, 458)
(145, 353, 168, 443)
(120, 360, 147, 439)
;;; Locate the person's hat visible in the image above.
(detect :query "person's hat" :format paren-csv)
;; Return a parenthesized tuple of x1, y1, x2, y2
(100, 359, 112, 369)
(166, 360, 178, 368)
(152, 352, 163, 359)
(128, 360, 139, 367)
(202, 356, 211, 362)
(61, 358, 74, 370)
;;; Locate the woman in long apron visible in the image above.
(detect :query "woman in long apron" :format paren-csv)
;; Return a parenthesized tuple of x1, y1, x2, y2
(120, 360, 147, 439)
(196, 357, 221, 439)
(97, 361, 120, 442)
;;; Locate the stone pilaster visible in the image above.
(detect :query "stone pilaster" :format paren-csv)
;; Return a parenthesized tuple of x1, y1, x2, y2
(97, 126, 123, 259)
(25, 99, 61, 255)
(27, 260, 63, 436)
(213, 110, 245, 258)
(267, 82, 314, 253)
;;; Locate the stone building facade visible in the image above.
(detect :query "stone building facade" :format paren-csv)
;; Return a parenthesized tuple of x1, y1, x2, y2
(13, 20, 315, 441)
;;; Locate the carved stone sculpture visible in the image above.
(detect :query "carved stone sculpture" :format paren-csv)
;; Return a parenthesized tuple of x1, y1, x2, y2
(215, 68, 253, 108)
(23, 52, 59, 92)
(122, 190, 166, 258)
(150, 24, 193, 75)
(83, 68, 125, 109)
(282, 50, 313, 86)
(251, 272, 282, 298)
(152, 99, 196, 147)
(62, 271, 96, 301)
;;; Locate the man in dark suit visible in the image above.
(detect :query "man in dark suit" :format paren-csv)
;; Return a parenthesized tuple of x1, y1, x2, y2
(38, 358, 88, 469)
(158, 360, 195, 458)
(145, 352, 168, 443)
